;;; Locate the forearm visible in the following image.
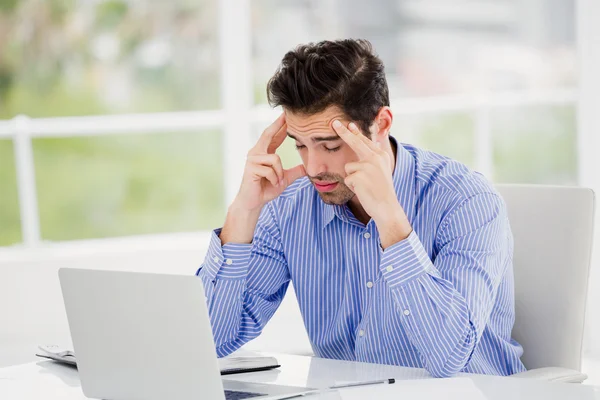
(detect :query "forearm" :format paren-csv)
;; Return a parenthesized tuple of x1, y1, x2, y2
(391, 274, 476, 377)
(220, 201, 262, 244)
(374, 205, 412, 250)
(197, 203, 290, 356)
(197, 232, 257, 355)
(379, 231, 481, 377)
(198, 273, 248, 356)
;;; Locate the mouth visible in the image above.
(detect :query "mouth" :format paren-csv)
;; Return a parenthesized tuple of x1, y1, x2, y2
(313, 181, 339, 193)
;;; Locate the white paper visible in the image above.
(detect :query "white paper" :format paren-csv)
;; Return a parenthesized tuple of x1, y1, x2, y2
(336, 377, 488, 400)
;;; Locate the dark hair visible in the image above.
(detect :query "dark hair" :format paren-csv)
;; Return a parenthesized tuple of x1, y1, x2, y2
(267, 39, 389, 136)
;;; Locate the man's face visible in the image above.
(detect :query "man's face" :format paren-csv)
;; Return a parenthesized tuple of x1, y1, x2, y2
(285, 107, 362, 205)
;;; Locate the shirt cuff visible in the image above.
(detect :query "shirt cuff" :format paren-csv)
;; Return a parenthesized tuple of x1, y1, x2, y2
(379, 230, 439, 288)
(198, 228, 253, 281)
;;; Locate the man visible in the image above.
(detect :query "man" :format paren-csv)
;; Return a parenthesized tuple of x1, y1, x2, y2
(197, 39, 525, 377)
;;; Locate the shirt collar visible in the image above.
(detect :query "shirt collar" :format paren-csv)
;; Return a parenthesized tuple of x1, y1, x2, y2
(322, 135, 417, 230)
(322, 198, 336, 228)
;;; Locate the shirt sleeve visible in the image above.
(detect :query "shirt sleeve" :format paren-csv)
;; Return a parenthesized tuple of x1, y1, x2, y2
(379, 192, 511, 377)
(196, 202, 291, 357)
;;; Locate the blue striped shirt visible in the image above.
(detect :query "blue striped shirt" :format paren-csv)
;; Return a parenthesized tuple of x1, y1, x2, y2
(197, 137, 525, 377)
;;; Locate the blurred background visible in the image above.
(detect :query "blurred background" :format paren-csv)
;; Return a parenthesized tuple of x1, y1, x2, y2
(1, 0, 599, 377)
(0, 0, 582, 244)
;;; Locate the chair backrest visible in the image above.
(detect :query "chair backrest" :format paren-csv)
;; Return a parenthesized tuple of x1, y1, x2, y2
(496, 184, 595, 371)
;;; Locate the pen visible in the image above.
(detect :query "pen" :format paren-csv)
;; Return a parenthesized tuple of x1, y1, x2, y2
(329, 378, 396, 389)
(277, 379, 397, 399)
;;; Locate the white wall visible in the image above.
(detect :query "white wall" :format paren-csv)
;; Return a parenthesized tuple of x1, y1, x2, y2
(577, 0, 600, 358)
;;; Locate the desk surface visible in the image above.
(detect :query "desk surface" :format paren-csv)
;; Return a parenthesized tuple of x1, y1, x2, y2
(1, 352, 599, 399)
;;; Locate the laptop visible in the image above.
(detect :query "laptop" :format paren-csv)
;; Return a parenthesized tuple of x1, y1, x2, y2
(58, 268, 315, 400)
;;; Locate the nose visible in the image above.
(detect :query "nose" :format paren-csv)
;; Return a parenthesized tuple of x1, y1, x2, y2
(305, 151, 328, 178)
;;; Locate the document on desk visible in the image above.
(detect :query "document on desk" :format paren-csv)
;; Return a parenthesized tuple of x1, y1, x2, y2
(217, 356, 281, 375)
(335, 377, 487, 400)
(36, 345, 280, 375)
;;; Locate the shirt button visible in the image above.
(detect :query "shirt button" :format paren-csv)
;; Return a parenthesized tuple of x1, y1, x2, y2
(363, 232, 371, 239)
(226, 259, 233, 265)
(403, 309, 411, 316)
(386, 265, 394, 272)
(213, 256, 219, 263)
(359, 329, 365, 337)
(366, 281, 373, 289)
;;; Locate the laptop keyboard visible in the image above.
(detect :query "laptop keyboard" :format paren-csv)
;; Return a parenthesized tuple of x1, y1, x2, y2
(224, 389, 266, 399)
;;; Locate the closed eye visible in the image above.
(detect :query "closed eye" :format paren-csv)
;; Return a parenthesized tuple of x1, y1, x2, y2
(295, 144, 341, 152)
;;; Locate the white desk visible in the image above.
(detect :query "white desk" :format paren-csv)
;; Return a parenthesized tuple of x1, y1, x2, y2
(1, 352, 599, 399)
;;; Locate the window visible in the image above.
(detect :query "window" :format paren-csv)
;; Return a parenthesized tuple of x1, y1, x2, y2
(0, 0, 580, 247)
(252, 1, 575, 97)
(252, 0, 576, 183)
(0, 139, 21, 246)
(0, 0, 219, 119)
(492, 104, 577, 184)
(395, 112, 475, 169)
(33, 131, 224, 241)
(0, 0, 220, 244)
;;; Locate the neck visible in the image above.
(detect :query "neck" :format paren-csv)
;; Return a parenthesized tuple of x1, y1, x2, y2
(347, 137, 397, 225)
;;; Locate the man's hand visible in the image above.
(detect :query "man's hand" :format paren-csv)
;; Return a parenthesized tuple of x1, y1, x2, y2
(221, 114, 306, 244)
(332, 120, 412, 249)
(235, 113, 306, 212)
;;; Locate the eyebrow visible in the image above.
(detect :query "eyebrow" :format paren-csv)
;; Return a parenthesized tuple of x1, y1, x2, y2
(287, 132, 341, 143)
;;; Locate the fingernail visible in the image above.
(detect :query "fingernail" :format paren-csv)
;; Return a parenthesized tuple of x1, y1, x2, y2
(279, 179, 284, 186)
(332, 120, 342, 128)
(348, 122, 357, 131)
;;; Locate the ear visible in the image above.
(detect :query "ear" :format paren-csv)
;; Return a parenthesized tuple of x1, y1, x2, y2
(369, 107, 393, 142)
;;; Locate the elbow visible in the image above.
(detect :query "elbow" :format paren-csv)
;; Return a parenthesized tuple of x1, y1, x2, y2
(427, 362, 465, 378)
(215, 345, 234, 358)
(425, 328, 477, 378)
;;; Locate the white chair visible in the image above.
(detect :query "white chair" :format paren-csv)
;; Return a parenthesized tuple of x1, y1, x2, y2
(496, 184, 596, 383)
